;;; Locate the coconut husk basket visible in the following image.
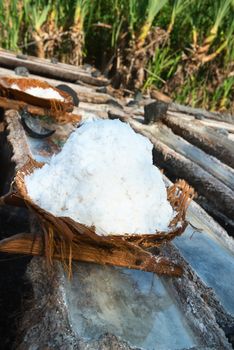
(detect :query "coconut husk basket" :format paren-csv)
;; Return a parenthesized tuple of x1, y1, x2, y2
(0, 77, 73, 110)
(0, 77, 81, 124)
(1, 158, 194, 278)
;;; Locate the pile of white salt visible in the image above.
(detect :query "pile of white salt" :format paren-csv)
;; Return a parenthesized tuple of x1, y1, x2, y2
(25, 119, 173, 235)
(11, 84, 64, 101)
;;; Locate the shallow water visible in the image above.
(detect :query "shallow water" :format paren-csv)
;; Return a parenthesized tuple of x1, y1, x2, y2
(66, 263, 197, 350)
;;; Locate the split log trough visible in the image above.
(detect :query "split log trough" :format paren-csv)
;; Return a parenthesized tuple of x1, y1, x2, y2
(0, 49, 234, 350)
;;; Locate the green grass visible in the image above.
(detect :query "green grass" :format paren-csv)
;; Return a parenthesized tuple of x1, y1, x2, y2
(0, 0, 233, 113)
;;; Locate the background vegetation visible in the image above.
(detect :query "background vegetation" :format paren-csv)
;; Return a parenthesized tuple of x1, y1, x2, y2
(0, 0, 233, 112)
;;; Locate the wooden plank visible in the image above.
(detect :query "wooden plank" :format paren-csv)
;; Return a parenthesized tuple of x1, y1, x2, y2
(153, 123, 234, 191)
(191, 118, 234, 134)
(163, 115, 234, 168)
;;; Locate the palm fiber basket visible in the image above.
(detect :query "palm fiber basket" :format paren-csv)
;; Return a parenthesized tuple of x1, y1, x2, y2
(0, 77, 73, 110)
(0, 77, 81, 124)
(2, 158, 194, 277)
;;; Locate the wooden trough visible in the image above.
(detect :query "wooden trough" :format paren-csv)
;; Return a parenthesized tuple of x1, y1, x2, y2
(1, 155, 194, 278)
(0, 50, 233, 349)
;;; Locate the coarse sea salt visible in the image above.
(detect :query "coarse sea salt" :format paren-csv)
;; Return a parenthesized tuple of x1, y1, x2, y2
(11, 83, 64, 101)
(25, 119, 174, 235)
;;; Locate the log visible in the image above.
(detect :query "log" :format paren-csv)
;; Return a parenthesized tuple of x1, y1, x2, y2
(167, 173, 234, 252)
(169, 102, 234, 125)
(0, 233, 183, 277)
(229, 134, 234, 142)
(162, 243, 234, 345)
(133, 98, 234, 126)
(196, 196, 234, 235)
(127, 120, 234, 221)
(153, 123, 234, 191)
(0, 50, 109, 86)
(163, 114, 234, 167)
(167, 110, 234, 134)
(5, 110, 33, 168)
(2, 49, 87, 73)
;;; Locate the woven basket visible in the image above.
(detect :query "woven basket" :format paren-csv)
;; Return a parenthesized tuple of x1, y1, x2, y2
(3, 157, 194, 276)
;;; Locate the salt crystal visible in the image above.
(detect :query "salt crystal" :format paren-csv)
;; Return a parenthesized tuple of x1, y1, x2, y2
(11, 83, 64, 101)
(11, 83, 20, 90)
(25, 119, 173, 235)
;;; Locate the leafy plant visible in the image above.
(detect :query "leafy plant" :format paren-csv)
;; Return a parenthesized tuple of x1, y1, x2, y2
(0, 0, 233, 112)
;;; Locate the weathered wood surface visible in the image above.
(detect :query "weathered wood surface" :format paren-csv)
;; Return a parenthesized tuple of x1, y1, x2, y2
(127, 120, 234, 221)
(196, 195, 234, 231)
(167, 110, 234, 134)
(1, 49, 90, 74)
(5, 110, 32, 169)
(0, 49, 109, 86)
(164, 174, 234, 253)
(169, 102, 234, 125)
(163, 114, 234, 168)
(123, 100, 234, 131)
(3, 106, 234, 349)
(15, 257, 232, 350)
(153, 123, 234, 191)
